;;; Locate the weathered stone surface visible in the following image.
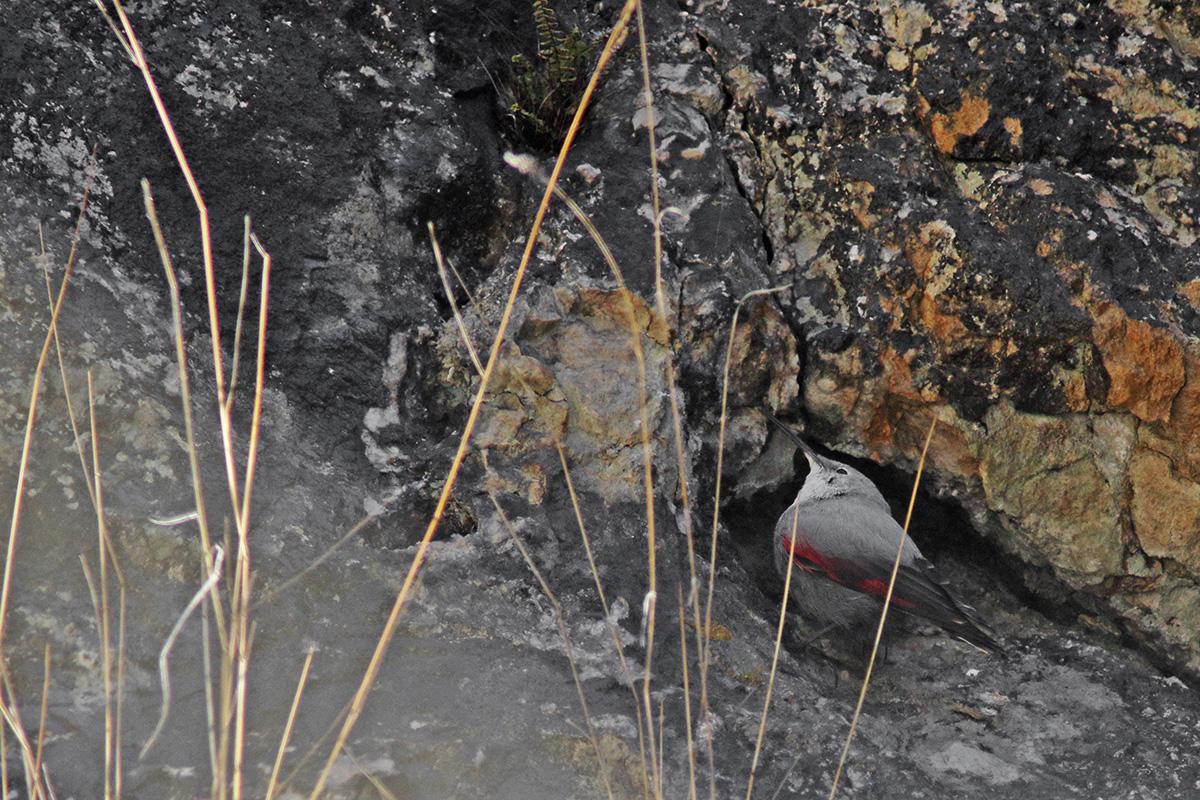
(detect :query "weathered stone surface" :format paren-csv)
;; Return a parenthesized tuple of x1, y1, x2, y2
(6, 0, 1200, 798)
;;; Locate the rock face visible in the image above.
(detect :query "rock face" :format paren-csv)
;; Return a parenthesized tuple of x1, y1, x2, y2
(4, 0, 1200, 798)
(700, 0, 1200, 677)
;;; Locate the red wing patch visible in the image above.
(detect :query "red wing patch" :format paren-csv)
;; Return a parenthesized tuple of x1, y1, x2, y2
(781, 533, 917, 609)
(780, 532, 830, 574)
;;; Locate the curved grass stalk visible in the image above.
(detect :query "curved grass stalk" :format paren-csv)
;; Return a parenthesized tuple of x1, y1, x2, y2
(265, 647, 316, 800)
(0, 154, 96, 650)
(702, 285, 787, 795)
(140, 545, 226, 760)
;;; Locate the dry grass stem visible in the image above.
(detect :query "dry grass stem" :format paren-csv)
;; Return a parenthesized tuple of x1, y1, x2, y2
(557, 446, 654, 795)
(2, 715, 8, 800)
(33, 645, 51, 797)
(826, 415, 939, 799)
(225, 217, 253, 410)
(486, 488, 618, 800)
(238, 231, 271, 530)
(345, 750, 401, 800)
(430, 223, 484, 376)
(141, 180, 223, 614)
(677, 587, 699, 800)
(745, 503, 797, 800)
(506, 134, 662, 799)
(265, 647, 316, 800)
(255, 512, 377, 608)
(141, 545, 226, 760)
(1, 666, 46, 800)
(704, 285, 787, 797)
(86, 371, 128, 800)
(0, 155, 95, 649)
(307, 4, 643, 796)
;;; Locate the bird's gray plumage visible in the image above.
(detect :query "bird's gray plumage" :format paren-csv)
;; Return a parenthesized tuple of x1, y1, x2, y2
(766, 414, 1003, 654)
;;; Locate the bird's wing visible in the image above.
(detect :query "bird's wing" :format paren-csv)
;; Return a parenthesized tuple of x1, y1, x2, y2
(780, 503, 1004, 653)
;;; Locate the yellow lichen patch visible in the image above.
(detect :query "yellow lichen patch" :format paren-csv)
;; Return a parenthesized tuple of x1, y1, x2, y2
(548, 733, 648, 800)
(727, 663, 765, 687)
(685, 618, 733, 642)
(880, 0, 935, 49)
(476, 343, 569, 449)
(979, 403, 1126, 583)
(1050, 359, 1091, 412)
(1100, 69, 1200, 128)
(1028, 178, 1054, 196)
(846, 180, 879, 228)
(565, 286, 670, 345)
(727, 297, 801, 411)
(1092, 301, 1185, 424)
(1130, 448, 1200, 574)
(1144, 143, 1197, 182)
(929, 91, 991, 154)
(805, 345, 865, 428)
(905, 219, 959, 285)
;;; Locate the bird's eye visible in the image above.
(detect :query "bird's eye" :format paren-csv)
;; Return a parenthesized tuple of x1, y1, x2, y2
(836, 467, 848, 475)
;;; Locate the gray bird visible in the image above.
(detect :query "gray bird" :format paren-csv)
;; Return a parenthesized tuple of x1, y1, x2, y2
(767, 414, 1003, 654)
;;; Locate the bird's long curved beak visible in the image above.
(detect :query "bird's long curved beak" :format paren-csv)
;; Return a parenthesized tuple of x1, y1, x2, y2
(761, 410, 821, 466)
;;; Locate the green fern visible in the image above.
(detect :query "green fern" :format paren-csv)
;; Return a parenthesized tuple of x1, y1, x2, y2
(499, 1, 602, 152)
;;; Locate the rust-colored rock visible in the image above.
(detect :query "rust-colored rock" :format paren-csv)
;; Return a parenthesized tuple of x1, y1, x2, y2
(1091, 302, 1185, 424)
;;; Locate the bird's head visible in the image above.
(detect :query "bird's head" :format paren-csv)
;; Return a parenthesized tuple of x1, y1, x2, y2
(793, 440, 891, 512)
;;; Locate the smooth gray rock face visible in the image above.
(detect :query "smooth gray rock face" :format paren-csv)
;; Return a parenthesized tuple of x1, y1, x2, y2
(3, 1, 1200, 798)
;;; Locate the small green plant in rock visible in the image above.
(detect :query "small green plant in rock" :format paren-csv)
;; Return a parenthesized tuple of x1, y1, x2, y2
(499, 0, 601, 152)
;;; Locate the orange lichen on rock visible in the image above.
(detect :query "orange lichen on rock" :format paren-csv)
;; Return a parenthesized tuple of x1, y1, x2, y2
(1180, 279, 1200, 312)
(1092, 301, 1185, 424)
(846, 347, 980, 479)
(1140, 346, 1200, 483)
(846, 180, 880, 228)
(927, 91, 991, 154)
(903, 221, 970, 345)
(1003, 116, 1023, 147)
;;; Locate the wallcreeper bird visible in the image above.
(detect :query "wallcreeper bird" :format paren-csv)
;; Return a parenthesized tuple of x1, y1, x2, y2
(767, 414, 1003, 654)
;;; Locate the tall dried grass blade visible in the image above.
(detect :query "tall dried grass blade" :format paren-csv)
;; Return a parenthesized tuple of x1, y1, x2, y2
(486, 489, 616, 800)
(109, 1, 245, 525)
(430, 223, 483, 376)
(557, 445, 653, 799)
(827, 415, 939, 800)
(0, 157, 95, 649)
(745, 504, 796, 800)
(307, 4, 643, 796)
(225, 217, 253, 411)
(504, 146, 662, 797)
(677, 588, 698, 800)
(265, 647, 316, 800)
(32, 644, 51, 796)
(141, 181, 227, 638)
(1, 665, 43, 800)
(705, 286, 787, 797)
